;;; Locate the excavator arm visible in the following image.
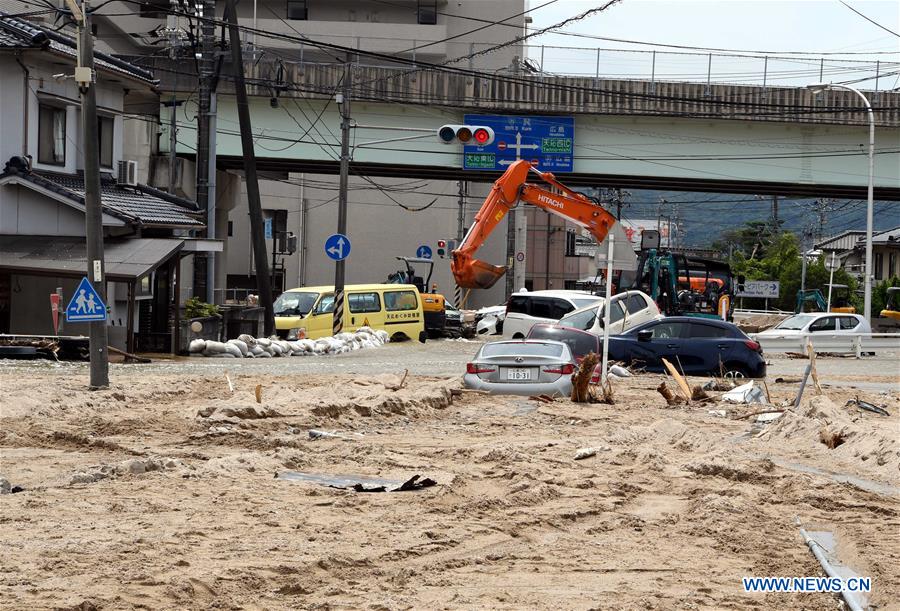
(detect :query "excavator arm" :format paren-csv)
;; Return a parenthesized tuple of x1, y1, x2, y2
(451, 159, 618, 289)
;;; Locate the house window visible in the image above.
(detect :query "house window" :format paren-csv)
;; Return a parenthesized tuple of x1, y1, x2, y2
(417, 0, 437, 24)
(874, 252, 884, 280)
(98, 116, 114, 168)
(287, 0, 308, 20)
(38, 104, 66, 165)
(890, 252, 897, 277)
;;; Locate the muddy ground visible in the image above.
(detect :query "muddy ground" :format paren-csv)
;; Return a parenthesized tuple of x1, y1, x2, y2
(1, 348, 898, 610)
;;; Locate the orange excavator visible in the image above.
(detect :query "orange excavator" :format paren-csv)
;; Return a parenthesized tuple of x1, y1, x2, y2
(452, 160, 618, 290)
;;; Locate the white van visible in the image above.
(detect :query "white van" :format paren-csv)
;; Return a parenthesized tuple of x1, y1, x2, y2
(557, 290, 661, 336)
(503, 290, 604, 338)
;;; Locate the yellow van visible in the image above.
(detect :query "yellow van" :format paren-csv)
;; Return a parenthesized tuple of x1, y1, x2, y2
(274, 284, 426, 341)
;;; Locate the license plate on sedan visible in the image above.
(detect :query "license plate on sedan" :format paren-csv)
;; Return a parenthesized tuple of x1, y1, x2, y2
(507, 368, 532, 381)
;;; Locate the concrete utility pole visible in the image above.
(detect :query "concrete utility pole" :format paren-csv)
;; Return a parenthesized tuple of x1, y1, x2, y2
(225, 0, 273, 335)
(771, 195, 779, 225)
(70, 0, 109, 388)
(455, 180, 466, 307)
(332, 54, 352, 335)
(195, 0, 216, 303)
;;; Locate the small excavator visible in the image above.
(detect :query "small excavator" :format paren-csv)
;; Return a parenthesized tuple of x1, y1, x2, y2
(451, 159, 627, 290)
(387, 256, 447, 337)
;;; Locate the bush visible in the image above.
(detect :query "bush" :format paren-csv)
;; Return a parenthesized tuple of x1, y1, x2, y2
(185, 296, 219, 319)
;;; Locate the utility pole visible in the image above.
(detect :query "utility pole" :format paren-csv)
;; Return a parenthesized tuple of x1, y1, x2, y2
(332, 53, 352, 335)
(771, 195, 779, 226)
(69, 0, 109, 388)
(455, 179, 466, 308)
(194, 0, 216, 303)
(225, 0, 274, 335)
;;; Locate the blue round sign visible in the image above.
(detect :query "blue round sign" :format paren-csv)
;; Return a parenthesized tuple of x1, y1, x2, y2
(416, 245, 432, 259)
(324, 233, 350, 261)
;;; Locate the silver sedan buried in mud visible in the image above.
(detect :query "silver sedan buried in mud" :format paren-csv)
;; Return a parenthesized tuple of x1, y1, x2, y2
(463, 339, 575, 397)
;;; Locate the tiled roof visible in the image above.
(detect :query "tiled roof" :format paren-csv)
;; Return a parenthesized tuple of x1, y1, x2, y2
(0, 12, 156, 84)
(0, 159, 203, 229)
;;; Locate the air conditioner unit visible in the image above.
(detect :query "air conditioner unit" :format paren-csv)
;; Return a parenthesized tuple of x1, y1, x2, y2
(117, 160, 138, 186)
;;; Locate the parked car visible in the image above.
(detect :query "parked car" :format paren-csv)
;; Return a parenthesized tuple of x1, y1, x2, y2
(607, 317, 766, 378)
(756, 312, 872, 337)
(556, 290, 662, 336)
(463, 340, 576, 397)
(527, 323, 603, 383)
(503, 290, 603, 339)
(444, 302, 464, 338)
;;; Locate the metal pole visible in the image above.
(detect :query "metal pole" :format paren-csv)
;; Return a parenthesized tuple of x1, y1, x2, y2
(455, 180, 466, 307)
(874, 60, 880, 101)
(544, 212, 551, 289)
(762, 55, 768, 93)
(600, 232, 614, 383)
(827, 252, 835, 312)
(596, 47, 600, 78)
(705, 53, 712, 95)
(800, 231, 808, 293)
(77, 0, 109, 388)
(650, 50, 655, 92)
(540, 45, 545, 73)
(333, 54, 352, 335)
(225, 0, 274, 335)
(167, 95, 177, 194)
(819, 58, 824, 82)
(206, 91, 217, 303)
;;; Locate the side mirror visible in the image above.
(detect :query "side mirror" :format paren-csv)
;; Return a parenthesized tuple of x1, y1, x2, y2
(637, 329, 653, 342)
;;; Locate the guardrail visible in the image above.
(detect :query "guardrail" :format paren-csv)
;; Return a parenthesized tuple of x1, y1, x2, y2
(751, 332, 900, 356)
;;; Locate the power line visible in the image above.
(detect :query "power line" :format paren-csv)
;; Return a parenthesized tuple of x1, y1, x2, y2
(839, 1, 900, 39)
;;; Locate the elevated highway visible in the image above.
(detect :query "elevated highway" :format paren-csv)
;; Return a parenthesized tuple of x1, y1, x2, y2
(154, 60, 900, 199)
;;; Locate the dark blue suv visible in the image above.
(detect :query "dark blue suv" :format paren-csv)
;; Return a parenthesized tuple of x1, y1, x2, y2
(608, 317, 766, 378)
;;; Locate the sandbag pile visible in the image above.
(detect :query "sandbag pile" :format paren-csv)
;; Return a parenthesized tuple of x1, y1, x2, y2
(189, 327, 391, 358)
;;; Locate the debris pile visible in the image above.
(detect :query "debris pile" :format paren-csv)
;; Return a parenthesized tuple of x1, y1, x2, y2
(189, 327, 390, 358)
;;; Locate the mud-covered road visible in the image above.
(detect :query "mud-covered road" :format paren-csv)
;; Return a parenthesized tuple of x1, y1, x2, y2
(1, 342, 898, 610)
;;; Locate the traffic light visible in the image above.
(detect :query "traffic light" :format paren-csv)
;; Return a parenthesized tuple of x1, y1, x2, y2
(436, 239, 447, 258)
(437, 125, 495, 146)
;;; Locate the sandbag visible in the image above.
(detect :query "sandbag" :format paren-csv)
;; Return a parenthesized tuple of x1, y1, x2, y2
(297, 339, 316, 351)
(203, 350, 235, 358)
(223, 342, 243, 358)
(189, 339, 207, 353)
(270, 343, 284, 356)
(203, 340, 227, 354)
(256, 337, 272, 347)
(237, 334, 257, 347)
(249, 345, 266, 357)
(227, 339, 249, 357)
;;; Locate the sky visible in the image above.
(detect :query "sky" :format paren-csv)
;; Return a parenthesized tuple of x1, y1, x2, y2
(525, 0, 900, 87)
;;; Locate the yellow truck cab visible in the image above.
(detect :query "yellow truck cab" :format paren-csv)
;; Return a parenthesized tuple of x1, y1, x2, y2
(274, 284, 426, 342)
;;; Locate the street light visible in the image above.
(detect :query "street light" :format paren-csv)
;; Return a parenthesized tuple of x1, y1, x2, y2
(806, 83, 875, 323)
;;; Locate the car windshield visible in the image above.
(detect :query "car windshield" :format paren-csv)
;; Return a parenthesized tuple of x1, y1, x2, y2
(273, 291, 319, 316)
(572, 297, 603, 309)
(527, 327, 598, 359)
(481, 342, 565, 358)
(776, 314, 815, 330)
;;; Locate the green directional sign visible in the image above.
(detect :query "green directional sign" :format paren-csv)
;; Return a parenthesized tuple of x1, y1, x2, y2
(541, 137, 572, 153)
(464, 152, 496, 169)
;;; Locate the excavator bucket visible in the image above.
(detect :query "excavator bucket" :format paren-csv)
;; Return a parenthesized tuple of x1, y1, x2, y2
(452, 254, 507, 289)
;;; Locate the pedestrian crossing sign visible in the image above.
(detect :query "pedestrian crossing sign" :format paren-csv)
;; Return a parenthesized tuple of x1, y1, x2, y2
(66, 276, 108, 323)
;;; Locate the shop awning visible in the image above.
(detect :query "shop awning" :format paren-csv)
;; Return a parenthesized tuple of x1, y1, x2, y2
(0, 236, 184, 280)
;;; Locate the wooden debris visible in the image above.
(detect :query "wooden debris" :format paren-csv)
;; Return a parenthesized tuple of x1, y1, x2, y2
(808, 340, 822, 394)
(107, 345, 150, 364)
(662, 358, 692, 402)
(254, 384, 262, 404)
(657, 381, 685, 406)
(529, 394, 556, 404)
(224, 373, 234, 394)
(450, 388, 491, 396)
(384, 369, 409, 391)
(691, 385, 710, 401)
(571, 352, 599, 403)
(762, 379, 772, 403)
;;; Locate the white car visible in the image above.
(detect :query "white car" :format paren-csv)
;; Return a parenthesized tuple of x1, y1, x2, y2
(556, 290, 662, 336)
(757, 312, 872, 337)
(503, 290, 604, 339)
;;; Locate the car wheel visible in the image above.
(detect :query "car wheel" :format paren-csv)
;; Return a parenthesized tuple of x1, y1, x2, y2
(723, 364, 749, 379)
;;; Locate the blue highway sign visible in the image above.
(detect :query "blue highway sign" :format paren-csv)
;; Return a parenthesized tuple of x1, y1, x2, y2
(462, 115, 574, 173)
(416, 245, 433, 259)
(66, 277, 107, 323)
(325, 233, 351, 261)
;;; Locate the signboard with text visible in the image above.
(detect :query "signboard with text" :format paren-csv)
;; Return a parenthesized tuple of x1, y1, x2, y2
(735, 281, 780, 299)
(462, 115, 574, 172)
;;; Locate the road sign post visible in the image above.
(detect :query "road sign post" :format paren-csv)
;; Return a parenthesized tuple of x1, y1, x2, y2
(416, 245, 432, 259)
(66, 277, 108, 324)
(825, 251, 839, 312)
